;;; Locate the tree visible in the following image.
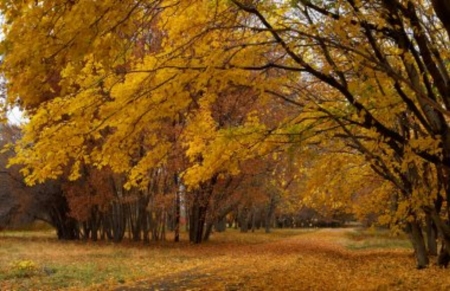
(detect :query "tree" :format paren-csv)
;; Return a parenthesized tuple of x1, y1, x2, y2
(0, 124, 29, 228)
(0, 0, 291, 243)
(2, 0, 450, 267)
(222, 0, 450, 268)
(0, 124, 79, 239)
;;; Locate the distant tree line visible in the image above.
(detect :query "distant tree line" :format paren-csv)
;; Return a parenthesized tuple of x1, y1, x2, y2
(0, 124, 350, 242)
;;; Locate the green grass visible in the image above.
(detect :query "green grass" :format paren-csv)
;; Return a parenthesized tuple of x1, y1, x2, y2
(344, 228, 412, 250)
(206, 227, 316, 244)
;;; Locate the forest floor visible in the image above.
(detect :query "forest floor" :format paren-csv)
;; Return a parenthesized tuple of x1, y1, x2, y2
(0, 227, 449, 290)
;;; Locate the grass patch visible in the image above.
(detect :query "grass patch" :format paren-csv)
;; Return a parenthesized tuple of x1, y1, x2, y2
(206, 227, 316, 245)
(345, 228, 412, 250)
(41, 263, 126, 288)
(0, 229, 56, 239)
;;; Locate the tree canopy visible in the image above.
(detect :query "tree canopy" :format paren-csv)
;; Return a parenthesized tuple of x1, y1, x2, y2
(2, 0, 450, 267)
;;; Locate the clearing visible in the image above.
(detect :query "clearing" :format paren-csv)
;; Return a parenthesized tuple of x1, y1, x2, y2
(0, 228, 448, 290)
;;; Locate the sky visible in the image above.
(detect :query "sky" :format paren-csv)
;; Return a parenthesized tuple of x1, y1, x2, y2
(7, 107, 23, 125)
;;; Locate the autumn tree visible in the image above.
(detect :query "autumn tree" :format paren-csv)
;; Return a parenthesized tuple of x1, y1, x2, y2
(220, 0, 450, 268)
(0, 124, 80, 239)
(0, 0, 291, 243)
(3, 0, 450, 268)
(0, 124, 29, 228)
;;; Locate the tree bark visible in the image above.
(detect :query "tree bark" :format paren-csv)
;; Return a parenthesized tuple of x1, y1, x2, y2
(426, 214, 438, 255)
(174, 187, 181, 242)
(265, 197, 276, 233)
(189, 201, 207, 243)
(406, 220, 429, 269)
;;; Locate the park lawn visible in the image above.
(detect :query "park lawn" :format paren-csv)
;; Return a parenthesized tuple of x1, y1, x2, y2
(0, 228, 448, 290)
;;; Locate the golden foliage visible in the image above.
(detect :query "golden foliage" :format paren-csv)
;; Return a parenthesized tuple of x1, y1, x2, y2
(2, 0, 450, 248)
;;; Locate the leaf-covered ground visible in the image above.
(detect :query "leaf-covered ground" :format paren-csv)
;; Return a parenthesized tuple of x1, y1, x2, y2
(0, 228, 448, 290)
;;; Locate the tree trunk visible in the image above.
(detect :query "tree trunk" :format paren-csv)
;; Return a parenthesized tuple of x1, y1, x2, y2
(90, 207, 101, 241)
(174, 188, 181, 242)
(111, 202, 125, 242)
(81, 221, 90, 240)
(251, 208, 257, 232)
(189, 200, 207, 244)
(215, 216, 227, 232)
(426, 214, 438, 255)
(51, 209, 79, 240)
(265, 197, 276, 233)
(406, 220, 429, 269)
(203, 220, 214, 241)
(239, 207, 249, 233)
(188, 177, 216, 244)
